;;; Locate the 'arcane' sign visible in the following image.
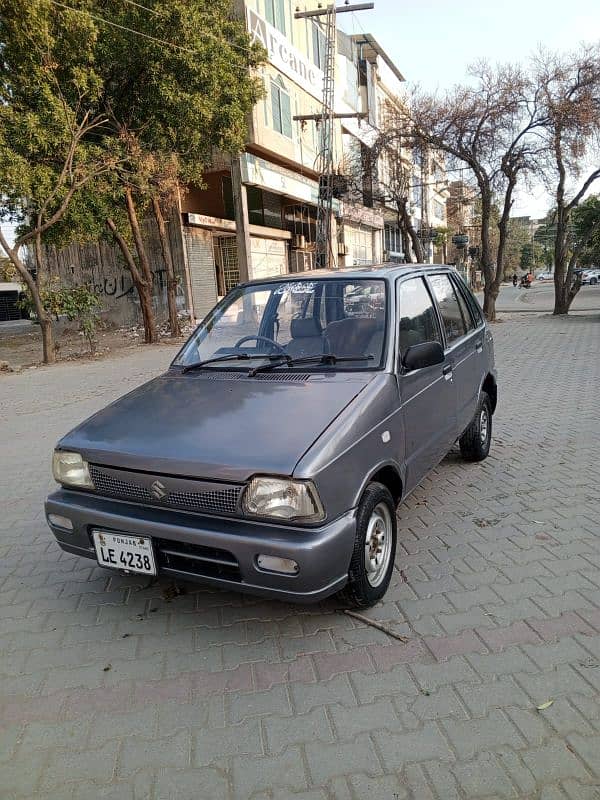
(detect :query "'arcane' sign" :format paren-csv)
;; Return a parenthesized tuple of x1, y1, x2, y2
(247, 9, 324, 102)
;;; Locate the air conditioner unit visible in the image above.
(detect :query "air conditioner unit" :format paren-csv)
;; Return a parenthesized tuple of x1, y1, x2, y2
(338, 243, 350, 256)
(292, 234, 306, 250)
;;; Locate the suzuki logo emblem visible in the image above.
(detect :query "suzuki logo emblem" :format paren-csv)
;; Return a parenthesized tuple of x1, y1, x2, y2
(150, 480, 168, 501)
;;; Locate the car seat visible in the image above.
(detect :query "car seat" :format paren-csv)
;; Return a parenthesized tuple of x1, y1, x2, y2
(286, 317, 324, 359)
(324, 317, 378, 358)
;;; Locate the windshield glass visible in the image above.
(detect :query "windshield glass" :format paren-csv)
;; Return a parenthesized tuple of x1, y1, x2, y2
(174, 277, 387, 370)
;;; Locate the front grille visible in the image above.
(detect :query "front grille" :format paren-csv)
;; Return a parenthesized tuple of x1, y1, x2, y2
(88, 464, 242, 516)
(154, 538, 241, 582)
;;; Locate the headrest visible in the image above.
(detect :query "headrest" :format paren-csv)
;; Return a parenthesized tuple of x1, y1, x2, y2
(290, 317, 321, 338)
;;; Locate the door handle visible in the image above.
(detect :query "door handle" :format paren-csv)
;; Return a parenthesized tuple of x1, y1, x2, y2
(475, 340, 483, 353)
(442, 364, 453, 380)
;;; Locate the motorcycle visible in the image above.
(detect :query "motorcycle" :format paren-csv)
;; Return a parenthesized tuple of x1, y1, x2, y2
(520, 276, 531, 288)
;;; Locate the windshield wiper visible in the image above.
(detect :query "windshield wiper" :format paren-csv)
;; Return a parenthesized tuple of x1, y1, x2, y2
(181, 353, 279, 374)
(248, 353, 374, 376)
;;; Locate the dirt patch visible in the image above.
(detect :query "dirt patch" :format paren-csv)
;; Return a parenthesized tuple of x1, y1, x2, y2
(0, 322, 191, 372)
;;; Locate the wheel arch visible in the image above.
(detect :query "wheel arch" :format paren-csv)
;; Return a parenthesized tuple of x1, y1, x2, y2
(356, 461, 403, 510)
(481, 372, 497, 413)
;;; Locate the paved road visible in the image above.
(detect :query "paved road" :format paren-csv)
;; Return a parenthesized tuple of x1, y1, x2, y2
(493, 282, 600, 313)
(1, 314, 600, 800)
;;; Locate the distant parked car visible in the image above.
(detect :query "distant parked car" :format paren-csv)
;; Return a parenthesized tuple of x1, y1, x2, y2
(536, 271, 554, 281)
(582, 269, 600, 285)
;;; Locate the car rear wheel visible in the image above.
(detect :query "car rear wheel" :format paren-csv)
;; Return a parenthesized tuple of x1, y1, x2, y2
(591, 277, 598, 285)
(340, 482, 397, 608)
(459, 391, 492, 462)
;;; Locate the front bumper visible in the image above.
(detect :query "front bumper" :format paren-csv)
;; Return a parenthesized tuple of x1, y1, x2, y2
(45, 489, 356, 603)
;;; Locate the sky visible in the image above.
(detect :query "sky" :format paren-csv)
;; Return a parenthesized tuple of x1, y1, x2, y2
(339, 0, 600, 218)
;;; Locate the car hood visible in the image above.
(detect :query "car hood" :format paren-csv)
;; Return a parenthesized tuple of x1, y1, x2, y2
(58, 371, 373, 482)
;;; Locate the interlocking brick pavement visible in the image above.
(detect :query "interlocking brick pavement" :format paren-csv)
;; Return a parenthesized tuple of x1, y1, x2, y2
(1, 313, 600, 799)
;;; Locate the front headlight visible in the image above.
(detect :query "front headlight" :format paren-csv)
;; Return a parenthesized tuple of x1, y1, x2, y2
(242, 476, 325, 522)
(52, 450, 94, 489)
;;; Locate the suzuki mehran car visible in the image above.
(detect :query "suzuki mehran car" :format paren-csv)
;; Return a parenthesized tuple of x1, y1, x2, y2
(46, 265, 497, 607)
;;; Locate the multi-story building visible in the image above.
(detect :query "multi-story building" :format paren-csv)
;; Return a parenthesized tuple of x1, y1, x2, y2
(179, 0, 348, 320)
(175, 5, 451, 321)
(336, 32, 448, 265)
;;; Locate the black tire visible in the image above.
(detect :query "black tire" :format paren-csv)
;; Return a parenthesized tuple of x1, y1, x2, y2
(459, 391, 492, 462)
(340, 482, 397, 608)
(591, 278, 598, 285)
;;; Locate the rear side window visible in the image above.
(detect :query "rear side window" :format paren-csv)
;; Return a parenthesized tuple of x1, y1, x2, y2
(429, 274, 467, 345)
(452, 279, 475, 332)
(397, 278, 442, 355)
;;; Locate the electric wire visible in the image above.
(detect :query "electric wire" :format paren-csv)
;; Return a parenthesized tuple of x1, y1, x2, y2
(47, 0, 259, 61)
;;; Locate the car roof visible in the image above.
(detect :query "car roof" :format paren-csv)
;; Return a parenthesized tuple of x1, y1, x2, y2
(240, 263, 456, 286)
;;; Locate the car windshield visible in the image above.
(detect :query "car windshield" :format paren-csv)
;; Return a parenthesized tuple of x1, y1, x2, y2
(174, 277, 387, 371)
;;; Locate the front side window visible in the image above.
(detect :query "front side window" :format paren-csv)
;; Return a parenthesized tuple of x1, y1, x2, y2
(397, 278, 442, 356)
(429, 273, 467, 345)
(175, 278, 387, 370)
(265, 0, 286, 34)
(271, 77, 292, 138)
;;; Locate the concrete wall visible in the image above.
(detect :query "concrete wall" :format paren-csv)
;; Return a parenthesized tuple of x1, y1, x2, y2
(43, 215, 188, 329)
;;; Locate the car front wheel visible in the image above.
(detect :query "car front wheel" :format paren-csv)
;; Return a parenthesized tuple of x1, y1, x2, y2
(459, 391, 492, 462)
(341, 482, 397, 608)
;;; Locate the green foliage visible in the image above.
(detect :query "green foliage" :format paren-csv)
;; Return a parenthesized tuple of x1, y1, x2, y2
(18, 281, 101, 352)
(503, 219, 531, 273)
(0, 0, 266, 247)
(519, 242, 544, 270)
(573, 195, 600, 267)
(0, 0, 106, 234)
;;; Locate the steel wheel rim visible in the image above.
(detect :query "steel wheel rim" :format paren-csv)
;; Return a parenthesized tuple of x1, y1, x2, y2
(364, 502, 393, 587)
(480, 407, 489, 444)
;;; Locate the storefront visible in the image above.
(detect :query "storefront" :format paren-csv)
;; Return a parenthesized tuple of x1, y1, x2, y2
(182, 152, 342, 320)
(339, 203, 384, 268)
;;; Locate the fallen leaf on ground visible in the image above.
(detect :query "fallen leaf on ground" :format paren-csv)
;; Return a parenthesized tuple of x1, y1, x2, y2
(536, 700, 554, 710)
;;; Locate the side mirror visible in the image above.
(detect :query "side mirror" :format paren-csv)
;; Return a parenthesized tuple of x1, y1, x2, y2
(402, 341, 445, 371)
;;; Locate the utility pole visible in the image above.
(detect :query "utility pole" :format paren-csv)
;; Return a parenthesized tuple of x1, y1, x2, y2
(293, 2, 374, 270)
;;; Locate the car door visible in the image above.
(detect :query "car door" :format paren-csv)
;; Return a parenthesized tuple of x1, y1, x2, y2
(396, 276, 456, 493)
(427, 272, 481, 436)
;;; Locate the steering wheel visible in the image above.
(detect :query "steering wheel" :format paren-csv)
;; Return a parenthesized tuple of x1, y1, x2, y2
(234, 335, 287, 355)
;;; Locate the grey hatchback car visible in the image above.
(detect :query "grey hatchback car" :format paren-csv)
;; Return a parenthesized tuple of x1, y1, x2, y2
(46, 265, 497, 607)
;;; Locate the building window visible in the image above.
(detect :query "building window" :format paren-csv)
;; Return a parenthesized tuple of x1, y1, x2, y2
(385, 224, 401, 255)
(411, 180, 420, 207)
(311, 20, 326, 69)
(265, 0, 286, 35)
(433, 199, 445, 220)
(271, 76, 292, 138)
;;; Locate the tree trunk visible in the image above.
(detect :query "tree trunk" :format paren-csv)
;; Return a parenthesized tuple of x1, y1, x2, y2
(0, 233, 55, 363)
(106, 217, 157, 344)
(152, 197, 180, 337)
(492, 177, 516, 302)
(400, 202, 424, 262)
(123, 189, 158, 343)
(479, 190, 497, 321)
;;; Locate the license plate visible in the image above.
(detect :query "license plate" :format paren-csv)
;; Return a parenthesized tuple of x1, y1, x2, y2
(92, 530, 157, 576)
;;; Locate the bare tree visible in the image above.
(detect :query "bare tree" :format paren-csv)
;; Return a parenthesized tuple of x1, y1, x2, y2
(342, 123, 424, 263)
(409, 63, 545, 320)
(372, 130, 425, 263)
(535, 46, 600, 314)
